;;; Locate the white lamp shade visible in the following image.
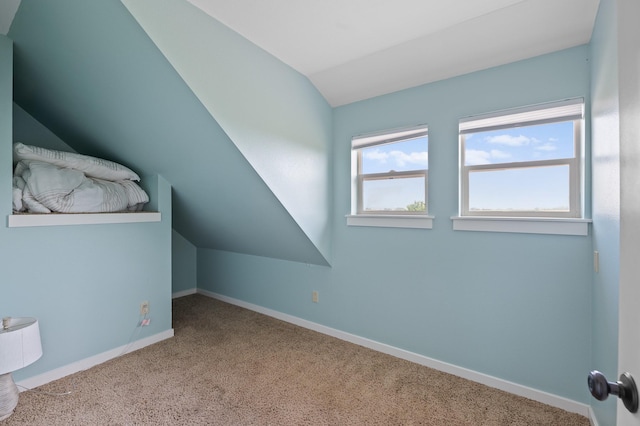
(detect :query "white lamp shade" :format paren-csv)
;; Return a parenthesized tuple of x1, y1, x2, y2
(0, 318, 43, 375)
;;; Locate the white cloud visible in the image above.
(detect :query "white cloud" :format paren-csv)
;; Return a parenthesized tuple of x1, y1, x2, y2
(465, 149, 491, 165)
(535, 143, 557, 151)
(485, 134, 531, 146)
(364, 149, 428, 168)
(364, 149, 389, 162)
(466, 149, 511, 165)
(490, 149, 511, 159)
(389, 150, 428, 167)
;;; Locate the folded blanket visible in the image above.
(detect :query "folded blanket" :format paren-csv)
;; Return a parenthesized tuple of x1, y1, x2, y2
(13, 160, 149, 214)
(119, 180, 150, 212)
(12, 176, 26, 212)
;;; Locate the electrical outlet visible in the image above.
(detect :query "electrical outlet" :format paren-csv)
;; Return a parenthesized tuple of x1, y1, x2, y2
(140, 301, 149, 315)
(312, 291, 319, 303)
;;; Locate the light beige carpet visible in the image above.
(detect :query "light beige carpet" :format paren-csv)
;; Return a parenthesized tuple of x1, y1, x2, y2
(5, 294, 589, 425)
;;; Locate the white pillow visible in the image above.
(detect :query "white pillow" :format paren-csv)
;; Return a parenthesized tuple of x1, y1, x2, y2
(13, 142, 140, 181)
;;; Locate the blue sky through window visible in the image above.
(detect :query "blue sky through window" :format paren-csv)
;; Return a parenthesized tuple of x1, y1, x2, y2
(469, 166, 570, 211)
(464, 121, 574, 212)
(464, 121, 574, 166)
(361, 136, 428, 211)
(362, 137, 428, 174)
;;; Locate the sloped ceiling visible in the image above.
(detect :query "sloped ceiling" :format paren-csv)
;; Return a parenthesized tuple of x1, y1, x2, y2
(120, 0, 333, 265)
(186, 0, 600, 106)
(8, 0, 331, 266)
(1, 0, 601, 107)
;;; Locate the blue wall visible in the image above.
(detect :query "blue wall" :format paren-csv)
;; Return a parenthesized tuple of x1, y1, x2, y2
(122, 0, 333, 264)
(13, 102, 73, 152)
(172, 230, 197, 296)
(1, 35, 173, 381)
(1, 36, 11, 203)
(199, 46, 593, 403)
(9, 0, 331, 266)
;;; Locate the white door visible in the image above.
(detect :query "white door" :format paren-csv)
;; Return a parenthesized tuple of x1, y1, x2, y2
(616, 0, 640, 424)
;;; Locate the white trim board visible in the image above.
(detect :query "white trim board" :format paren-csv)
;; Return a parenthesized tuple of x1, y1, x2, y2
(172, 288, 197, 299)
(346, 214, 434, 229)
(7, 212, 161, 228)
(195, 289, 590, 418)
(16, 329, 174, 391)
(588, 406, 600, 426)
(451, 216, 591, 236)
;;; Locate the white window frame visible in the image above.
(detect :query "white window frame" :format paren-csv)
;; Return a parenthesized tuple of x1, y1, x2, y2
(453, 98, 590, 236)
(347, 125, 433, 229)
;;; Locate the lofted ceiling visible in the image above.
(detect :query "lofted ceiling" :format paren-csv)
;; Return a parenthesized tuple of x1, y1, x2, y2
(1, 0, 602, 106)
(186, 0, 600, 106)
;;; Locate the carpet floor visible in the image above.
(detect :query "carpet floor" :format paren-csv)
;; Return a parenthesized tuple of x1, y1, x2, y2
(5, 294, 590, 425)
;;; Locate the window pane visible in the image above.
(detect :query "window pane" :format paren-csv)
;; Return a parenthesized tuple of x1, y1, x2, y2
(468, 165, 570, 212)
(362, 176, 425, 212)
(464, 121, 574, 166)
(362, 137, 428, 174)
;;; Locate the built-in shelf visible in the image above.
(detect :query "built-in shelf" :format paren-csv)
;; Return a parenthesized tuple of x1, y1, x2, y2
(7, 212, 161, 228)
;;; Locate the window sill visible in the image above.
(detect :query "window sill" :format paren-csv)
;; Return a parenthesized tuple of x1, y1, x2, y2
(7, 212, 161, 228)
(451, 216, 591, 236)
(346, 214, 434, 229)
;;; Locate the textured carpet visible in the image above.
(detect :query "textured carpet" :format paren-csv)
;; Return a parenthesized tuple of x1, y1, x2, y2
(5, 294, 590, 425)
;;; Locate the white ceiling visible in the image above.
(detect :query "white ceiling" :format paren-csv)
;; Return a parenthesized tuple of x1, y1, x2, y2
(186, 0, 600, 106)
(1, 0, 601, 106)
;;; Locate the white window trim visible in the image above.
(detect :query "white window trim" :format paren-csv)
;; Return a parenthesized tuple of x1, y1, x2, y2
(450, 216, 590, 236)
(459, 98, 585, 223)
(347, 214, 434, 229)
(348, 125, 432, 229)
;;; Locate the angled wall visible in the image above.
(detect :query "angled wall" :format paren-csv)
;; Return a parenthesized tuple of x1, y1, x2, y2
(13, 102, 73, 152)
(9, 0, 330, 266)
(121, 0, 333, 264)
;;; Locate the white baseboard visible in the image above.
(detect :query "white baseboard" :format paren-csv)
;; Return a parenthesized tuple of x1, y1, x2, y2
(172, 288, 197, 299)
(588, 406, 601, 426)
(16, 329, 174, 391)
(196, 289, 591, 418)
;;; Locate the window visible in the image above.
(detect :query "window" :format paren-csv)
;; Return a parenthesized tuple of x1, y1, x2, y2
(459, 99, 584, 219)
(348, 126, 431, 229)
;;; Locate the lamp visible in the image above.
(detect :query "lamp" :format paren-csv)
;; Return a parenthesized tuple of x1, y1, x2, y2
(0, 317, 43, 421)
